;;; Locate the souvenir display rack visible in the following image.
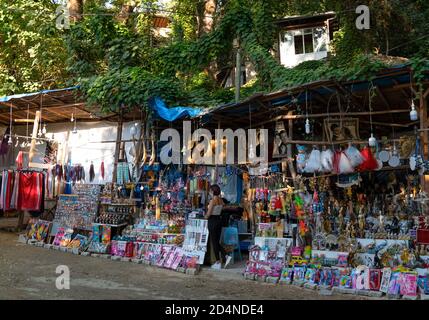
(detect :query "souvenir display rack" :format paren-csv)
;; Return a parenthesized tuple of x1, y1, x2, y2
(52, 184, 101, 231)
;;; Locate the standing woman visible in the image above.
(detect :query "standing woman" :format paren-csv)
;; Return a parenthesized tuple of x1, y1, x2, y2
(205, 184, 231, 269)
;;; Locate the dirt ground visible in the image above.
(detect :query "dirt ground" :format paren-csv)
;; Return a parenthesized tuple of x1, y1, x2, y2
(0, 231, 372, 300)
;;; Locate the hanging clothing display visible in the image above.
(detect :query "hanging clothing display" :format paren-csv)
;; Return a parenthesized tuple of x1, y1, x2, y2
(116, 162, 130, 185)
(0, 170, 45, 211)
(16, 151, 24, 170)
(89, 162, 95, 182)
(100, 161, 105, 180)
(17, 171, 43, 211)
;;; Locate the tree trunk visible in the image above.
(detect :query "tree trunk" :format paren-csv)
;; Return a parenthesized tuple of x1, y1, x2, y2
(202, 0, 217, 34)
(201, 0, 219, 83)
(67, 0, 83, 22)
(117, 4, 135, 24)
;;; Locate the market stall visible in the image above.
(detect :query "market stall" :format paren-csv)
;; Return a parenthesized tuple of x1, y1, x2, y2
(5, 62, 429, 296)
(203, 64, 429, 298)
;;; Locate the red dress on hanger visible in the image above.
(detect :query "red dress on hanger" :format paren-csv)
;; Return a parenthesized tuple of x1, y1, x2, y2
(17, 172, 42, 211)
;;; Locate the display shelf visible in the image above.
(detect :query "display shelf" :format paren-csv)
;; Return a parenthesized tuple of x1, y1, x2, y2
(100, 203, 135, 206)
(356, 238, 409, 246)
(136, 231, 183, 236)
(92, 223, 128, 228)
(135, 242, 176, 246)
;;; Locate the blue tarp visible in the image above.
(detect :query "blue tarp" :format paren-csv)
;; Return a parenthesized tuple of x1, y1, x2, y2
(148, 96, 204, 121)
(0, 86, 79, 103)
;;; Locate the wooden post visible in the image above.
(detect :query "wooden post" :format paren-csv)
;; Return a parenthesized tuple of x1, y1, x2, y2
(28, 111, 40, 163)
(421, 91, 429, 193)
(286, 111, 297, 187)
(112, 108, 124, 184)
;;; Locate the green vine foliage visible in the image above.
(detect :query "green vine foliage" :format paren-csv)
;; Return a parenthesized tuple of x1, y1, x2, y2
(74, 0, 416, 112)
(1, 0, 428, 111)
(0, 0, 68, 95)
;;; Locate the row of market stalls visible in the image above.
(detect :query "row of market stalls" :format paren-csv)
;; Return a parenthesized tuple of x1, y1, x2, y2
(2, 62, 429, 297)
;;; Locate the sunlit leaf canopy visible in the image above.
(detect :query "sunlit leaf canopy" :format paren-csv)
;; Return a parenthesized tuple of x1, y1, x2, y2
(0, 0, 428, 113)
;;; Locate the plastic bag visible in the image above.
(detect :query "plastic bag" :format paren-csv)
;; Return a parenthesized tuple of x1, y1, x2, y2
(321, 148, 334, 172)
(345, 145, 364, 167)
(304, 149, 321, 173)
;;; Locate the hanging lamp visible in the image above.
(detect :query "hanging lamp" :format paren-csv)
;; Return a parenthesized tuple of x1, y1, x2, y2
(72, 121, 77, 134)
(72, 106, 78, 134)
(42, 123, 47, 135)
(368, 85, 376, 147)
(130, 122, 138, 136)
(304, 90, 311, 134)
(305, 118, 311, 134)
(410, 72, 418, 121)
(410, 100, 418, 121)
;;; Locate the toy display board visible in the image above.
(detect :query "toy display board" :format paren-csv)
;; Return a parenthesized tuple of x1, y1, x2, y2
(254, 237, 292, 259)
(52, 227, 89, 251)
(256, 223, 278, 237)
(182, 219, 209, 264)
(111, 240, 134, 257)
(53, 184, 101, 230)
(87, 224, 111, 254)
(252, 263, 421, 297)
(123, 216, 186, 246)
(245, 238, 292, 278)
(311, 250, 349, 267)
(26, 220, 51, 242)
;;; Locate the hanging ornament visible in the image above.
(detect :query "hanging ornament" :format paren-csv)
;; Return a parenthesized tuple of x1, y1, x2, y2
(410, 101, 418, 121)
(70, 113, 74, 122)
(42, 123, 47, 135)
(14, 137, 19, 147)
(305, 118, 311, 134)
(72, 121, 77, 134)
(368, 133, 376, 147)
(7, 135, 12, 145)
(89, 162, 95, 182)
(38, 127, 42, 137)
(100, 161, 105, 180)
(367, 85, 376, 147)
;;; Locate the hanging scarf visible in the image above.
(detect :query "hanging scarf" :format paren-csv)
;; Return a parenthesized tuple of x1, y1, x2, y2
(0, 129, 9, 155)
(332, 150, 342, 174)
(16, 151, 23, 170)
(358, 147, 378, 171)
(76, 166, 81, 181)
(56, 164, 63, 182)
(101, 161, 105, 180)
(89, 162, 95, 182)
(70, 165, 76, 183)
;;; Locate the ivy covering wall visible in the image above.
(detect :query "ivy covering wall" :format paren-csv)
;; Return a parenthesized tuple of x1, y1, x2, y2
(0, 0, 428, 112)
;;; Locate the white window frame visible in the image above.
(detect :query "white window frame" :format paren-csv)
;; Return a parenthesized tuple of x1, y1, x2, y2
(282, 26, 328, 56)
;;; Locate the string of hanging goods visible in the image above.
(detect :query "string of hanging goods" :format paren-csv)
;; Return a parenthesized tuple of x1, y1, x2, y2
(72, 106, 78, 134)
(305, 89, 311, 134)
(410, 71, 418, 121)
(38, 93, 43, 137)
(368, 83, 376, 147)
